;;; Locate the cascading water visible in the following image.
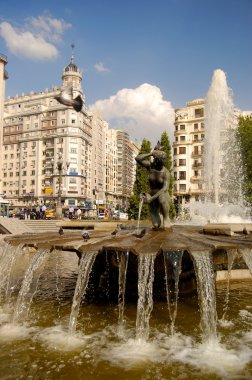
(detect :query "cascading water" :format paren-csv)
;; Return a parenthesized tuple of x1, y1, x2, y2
(136, 196, 144, 234)
(0, 244, 22, 303)
(117, 251, 129, 336)
(68, 251, 97, 334)
(221, 249, 237, 321)
(13, 248, 50, 323)
(191, 250, 217, 341)
(191, 69, 249, 223)
(136, 254, 156, 342)
(240, 248, 252, 275)
(163, 250, 183, 335)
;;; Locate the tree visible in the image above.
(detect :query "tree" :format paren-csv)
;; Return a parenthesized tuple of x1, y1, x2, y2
(236, 115, 252, 209)
(127, 139, 151, 220)
(160, 131, 176, 219)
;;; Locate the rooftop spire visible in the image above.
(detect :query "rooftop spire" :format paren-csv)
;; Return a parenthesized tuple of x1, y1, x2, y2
(70, 43, 75, 64)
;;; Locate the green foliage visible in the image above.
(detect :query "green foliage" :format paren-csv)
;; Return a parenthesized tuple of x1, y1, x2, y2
(237, 115, 252, 207)
(127, 139, 151, 220)
(160, 131, 176, 219)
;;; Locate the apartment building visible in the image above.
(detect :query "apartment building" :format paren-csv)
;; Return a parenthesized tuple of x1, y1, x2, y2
(0, 53, 139, 213)
(116, 131, 139, 210)
(104, 125, 118, 211)
(1, 53, 92, 209)
(173, 98, 205, 209)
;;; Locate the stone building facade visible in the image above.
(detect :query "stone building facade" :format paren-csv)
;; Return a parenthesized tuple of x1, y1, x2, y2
(0, 53, 139, 214)
(173, 98, 205, 211)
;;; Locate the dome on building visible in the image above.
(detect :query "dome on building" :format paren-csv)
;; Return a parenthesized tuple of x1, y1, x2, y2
(62, 44, 82, 84)
(64, 62, 78, 73)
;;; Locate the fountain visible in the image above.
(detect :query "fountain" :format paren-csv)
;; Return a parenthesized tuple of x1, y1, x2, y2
(0, 70, 252, 379)
(191, 69, 249, 223)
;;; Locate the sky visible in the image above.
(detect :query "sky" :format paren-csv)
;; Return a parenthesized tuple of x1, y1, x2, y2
(0, 0, 251, 146)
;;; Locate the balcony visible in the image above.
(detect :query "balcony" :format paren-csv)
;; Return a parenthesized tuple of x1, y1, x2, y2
(189, 188, 204, 195)
(191, 152, 202, 158)
(190, 176, 202, 183)
(192, 163, 203, 169)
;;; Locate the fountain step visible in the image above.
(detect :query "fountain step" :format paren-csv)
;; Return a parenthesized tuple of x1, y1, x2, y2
(21, 219, 60, 233)
(0, 217, 32, 234)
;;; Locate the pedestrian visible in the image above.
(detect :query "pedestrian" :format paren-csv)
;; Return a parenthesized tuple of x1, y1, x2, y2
(41, 204, 46, 219)
(36, 205, 40, 219)
(76, 208, 82, 220)
(69, 206, 74, 219)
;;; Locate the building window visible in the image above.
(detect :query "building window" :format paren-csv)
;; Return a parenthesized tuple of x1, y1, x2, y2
(70, 148, 77, 154)
(194, 135, 198, 141)
(31, 170, 35, 175)
(179, 147, 186, 154)
(179, 171, 186, 180)
(180, 125, 185, 130)
(179, 159, 186, 166)
(69, 178, 77, 184)
(173, 148, 177, 155)
(179, 183, 186, 191)
(23, 171, 27, 176)
(174, 172, 177, 180)
(180, 136, 186, 141)
(71, 119, 76, 124)
(62, 119, 65, 124)
(195, 108, 204, 118)
(194, 123, 198, 130)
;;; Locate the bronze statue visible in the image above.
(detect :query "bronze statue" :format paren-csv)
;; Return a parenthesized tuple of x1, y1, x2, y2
(135, 142, 171, 229)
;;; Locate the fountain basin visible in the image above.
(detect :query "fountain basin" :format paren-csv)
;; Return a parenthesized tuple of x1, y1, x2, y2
(4, 224, 252, 301)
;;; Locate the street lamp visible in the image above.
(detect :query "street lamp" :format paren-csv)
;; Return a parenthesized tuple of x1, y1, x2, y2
(51, 152, 70, 219)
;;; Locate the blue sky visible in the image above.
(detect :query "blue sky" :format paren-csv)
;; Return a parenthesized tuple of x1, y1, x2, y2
(0, 0, 251, 144)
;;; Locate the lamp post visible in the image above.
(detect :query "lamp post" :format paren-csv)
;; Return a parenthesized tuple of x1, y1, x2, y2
(51, 152, 70, 219)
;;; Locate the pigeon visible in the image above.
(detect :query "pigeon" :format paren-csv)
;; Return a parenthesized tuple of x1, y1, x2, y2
(133, 228, 146, 238)
(81, 229, 90, 241)
(111, 224, 121, 236)
(59, 227, 64, 235)
(55, 85, 83, 112)
(243, 227, 250, 235)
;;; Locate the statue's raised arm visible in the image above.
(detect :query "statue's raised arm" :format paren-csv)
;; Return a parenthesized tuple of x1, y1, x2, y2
(135, 151, 152, 169)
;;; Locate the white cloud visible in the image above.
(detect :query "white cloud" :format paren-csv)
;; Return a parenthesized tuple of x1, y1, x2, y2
(0, 15, 71, 60)
(29, 15, 71, 43)
(94, 62, 110, 72)
(90, 83, 175, 146)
